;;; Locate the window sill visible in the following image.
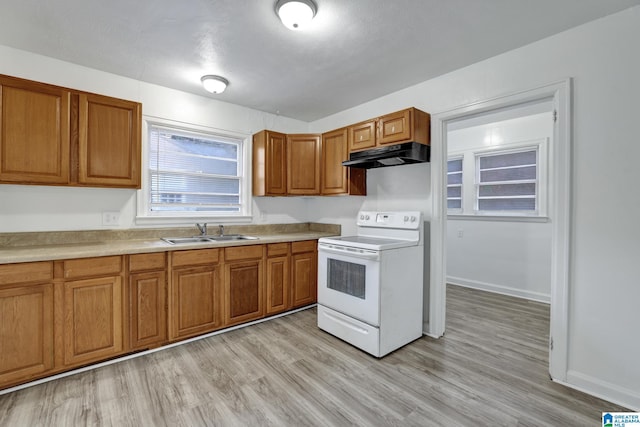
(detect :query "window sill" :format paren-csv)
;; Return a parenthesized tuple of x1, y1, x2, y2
(447, 214, 549, 223)
(135, 215, 253, 226)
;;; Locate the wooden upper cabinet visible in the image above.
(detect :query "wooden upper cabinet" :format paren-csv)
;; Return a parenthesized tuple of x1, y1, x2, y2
(77, 93, 142, 188)
(253, 130, 287, 196)
(377, 107, 430, 146)
(348, 119, 376, 152)
(321, 127, 366, 196)
(0, 73, 141, 189)
(0, 75, 71, 184)
(287, 134, 321, 195)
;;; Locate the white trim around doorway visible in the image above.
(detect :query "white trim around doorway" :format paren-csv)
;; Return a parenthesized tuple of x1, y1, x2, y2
(427, 79, 572, 382)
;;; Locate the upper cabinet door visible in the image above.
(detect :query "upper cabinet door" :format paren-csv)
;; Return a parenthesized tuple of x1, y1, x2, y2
(348, 119, 376, 152)
(321, 128, 349, 195)
(0, 76, 70, 184)
(78, 93, 141, 188)
(253, 130, 287, 196)
(287, 134, 320, 195)
(377, 109, 412, 145)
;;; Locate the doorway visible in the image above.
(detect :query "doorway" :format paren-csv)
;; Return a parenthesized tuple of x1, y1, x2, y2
(427, 80, 572, 381)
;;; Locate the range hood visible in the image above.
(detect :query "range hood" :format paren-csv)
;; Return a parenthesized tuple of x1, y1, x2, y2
(342, 142, 430, 169)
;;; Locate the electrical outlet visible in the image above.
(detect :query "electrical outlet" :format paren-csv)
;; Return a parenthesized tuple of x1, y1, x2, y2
(102, 211, 120, 226)
(457, 229, 464, 238)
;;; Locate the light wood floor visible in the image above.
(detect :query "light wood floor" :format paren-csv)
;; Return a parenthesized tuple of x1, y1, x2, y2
(0, 285, 626, 426)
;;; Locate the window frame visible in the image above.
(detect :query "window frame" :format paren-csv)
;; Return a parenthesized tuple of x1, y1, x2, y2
(448, 138, 548, 220)
(136, 117, 252, 225)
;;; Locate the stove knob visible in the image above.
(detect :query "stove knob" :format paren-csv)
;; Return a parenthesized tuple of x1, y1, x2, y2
(360, 214, 364, 220)
(404, 216, 409, 222)
(410, 216, 417, 222)
(365, 215, 370, 220)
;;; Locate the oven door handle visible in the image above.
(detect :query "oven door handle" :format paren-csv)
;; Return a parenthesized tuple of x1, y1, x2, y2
(318, 245, 380, 260)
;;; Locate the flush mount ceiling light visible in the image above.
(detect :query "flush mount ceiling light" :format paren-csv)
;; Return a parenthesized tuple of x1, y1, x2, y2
(275, 0, 317, 30)
(201, 75, 228, 94)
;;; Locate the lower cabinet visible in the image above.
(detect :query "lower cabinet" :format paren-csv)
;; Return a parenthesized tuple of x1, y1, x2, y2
(265, 243, 291, 315)
(59, 255, 125, 368)
(291, 240, 318, 308)
(0, 262, 54, 386)
(129, 252, 167, 350)
(224, 245, 265, 326)
(169, 249, 223, 341)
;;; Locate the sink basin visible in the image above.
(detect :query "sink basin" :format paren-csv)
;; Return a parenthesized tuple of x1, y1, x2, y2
(209, 234, 259, 241)
(161, 236, 216, 244)
(161, 235, 259, 244)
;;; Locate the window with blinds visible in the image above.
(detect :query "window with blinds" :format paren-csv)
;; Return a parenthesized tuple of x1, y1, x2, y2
(447, 157, 463, 211)
(475, 148, 538, 212)
(148, 125, 243, 214)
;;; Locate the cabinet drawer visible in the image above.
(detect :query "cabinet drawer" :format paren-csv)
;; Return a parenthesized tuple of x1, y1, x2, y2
(267, 243, 290, 257)
(0, 261, 53, 286)
(171, 249, 220, 267)
(225, 245, 264, 261)
(129, 252, 166, 272)
(62, 256, 122, 279)
(292, 240, 317, 254)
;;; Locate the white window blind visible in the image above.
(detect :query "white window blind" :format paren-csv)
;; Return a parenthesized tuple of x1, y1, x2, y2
(475, 148, 538, 212)
(447, 157, 463, 210)
(148, 125, 243, 214)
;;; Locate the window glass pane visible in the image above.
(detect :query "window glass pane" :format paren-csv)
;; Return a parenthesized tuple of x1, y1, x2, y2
(479, 150, 536, 169)
(478, 183, 536, 197)
(478, 198, 536, 211)
(447, 158, 462, 172)
(480, 165, 536, 183)
(447, 199, 462, 209)
(447, 171, 462, 185)
(447, 186, 461, 198)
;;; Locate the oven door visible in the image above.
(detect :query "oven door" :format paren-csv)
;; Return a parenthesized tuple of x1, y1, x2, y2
(317, 243, 380, 326)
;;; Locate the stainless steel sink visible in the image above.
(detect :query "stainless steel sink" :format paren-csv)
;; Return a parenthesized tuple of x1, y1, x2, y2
(161, 235, 259, 244)
(161, 236, 216, 244)
(209, 234, 259, 241)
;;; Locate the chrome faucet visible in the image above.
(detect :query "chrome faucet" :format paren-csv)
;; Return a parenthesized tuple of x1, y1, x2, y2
(218, 224, 224, 236)
(196, 223, 207, 236)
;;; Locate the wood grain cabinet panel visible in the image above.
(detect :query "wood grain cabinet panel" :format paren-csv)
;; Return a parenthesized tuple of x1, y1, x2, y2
(287, 134, 321, 195)
(0, 282, 54, 386)
(62, 276, 123, 367)
(376, 107, 430, 146)
(266, 243, 290, 315)
(348, 119, 376, 152)
(129, 270, 166, 350)
(253, 130, 287, 196)
(169, 265, 222, 340)
(0, 75, 70, 184)
(78, 93, 141, 188)
(291, 240, 318, 308)
(224, 245, 265, 326)
(321, 127, 366, 196)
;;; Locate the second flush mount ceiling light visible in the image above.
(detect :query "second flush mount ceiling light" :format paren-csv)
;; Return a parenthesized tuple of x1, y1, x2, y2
(275, 0, 317, 30)
(201, 75, 229, 94)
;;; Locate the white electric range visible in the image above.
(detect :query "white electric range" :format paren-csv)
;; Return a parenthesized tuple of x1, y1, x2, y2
(317, 211, 424, 357)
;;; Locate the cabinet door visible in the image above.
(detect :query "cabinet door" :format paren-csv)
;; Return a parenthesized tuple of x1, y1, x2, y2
(291, 251, 317, 308)
(348, 119, 376, 152)
(130, 270, 166, 350)
(252, 130, 287, 196)
(169, 265, 222, 340)
(0, 75, 70, 184)
(78, 93, 141, 188)
(62, 276, 123, 367)
(321, 128, 349, 195)
(0, 283, 54, 386)
(287, 134, 320, 195)
(266, 255, 290, 315)
(377, 109, 412, 145)
(225, 259, 264, 326)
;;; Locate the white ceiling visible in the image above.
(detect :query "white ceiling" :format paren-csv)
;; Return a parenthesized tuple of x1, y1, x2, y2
(1, 0, 638, 121)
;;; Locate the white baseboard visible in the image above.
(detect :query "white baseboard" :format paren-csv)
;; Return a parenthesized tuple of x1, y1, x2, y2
(447, 276, 551, 303)
(563, 370, 640, 411)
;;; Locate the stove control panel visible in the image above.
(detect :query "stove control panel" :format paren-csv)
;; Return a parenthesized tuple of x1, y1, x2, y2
(357, 211, 421, 229)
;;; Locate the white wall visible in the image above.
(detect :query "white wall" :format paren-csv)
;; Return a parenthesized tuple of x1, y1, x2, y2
(310, 6, 640, 409)
(0, 45, 310, 232)
(447, 112, 553, 302)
